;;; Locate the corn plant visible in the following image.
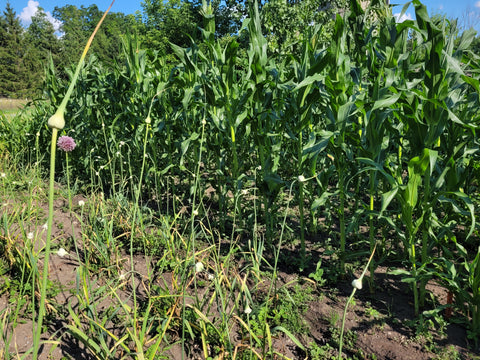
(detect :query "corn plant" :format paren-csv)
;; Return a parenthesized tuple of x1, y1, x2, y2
(338, 0, 477, 318)
(5, 2, 478, 356)
(433, 242, 480, 350)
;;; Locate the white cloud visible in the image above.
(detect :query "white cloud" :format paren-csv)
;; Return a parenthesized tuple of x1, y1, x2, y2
(46, 13, 62, 31)
(394, 12, 414, 23)
(476, 1, 480, 8)
(19, 0, 39, 23)
(19, 0, 62, 31)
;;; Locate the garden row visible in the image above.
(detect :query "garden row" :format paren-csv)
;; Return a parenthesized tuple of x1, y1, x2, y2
(2, 0, 480, 354)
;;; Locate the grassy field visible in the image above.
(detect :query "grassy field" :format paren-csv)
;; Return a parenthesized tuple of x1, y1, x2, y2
(0, 98, 28, 119)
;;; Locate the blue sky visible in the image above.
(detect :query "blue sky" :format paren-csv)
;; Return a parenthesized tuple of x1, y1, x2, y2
(6, 0, 143, 30)
(4, 0, 480, 33)
(393, 1, 480, 32)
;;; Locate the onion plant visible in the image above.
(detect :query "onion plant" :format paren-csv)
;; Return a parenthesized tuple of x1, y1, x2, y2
(33, 3, 114, 358)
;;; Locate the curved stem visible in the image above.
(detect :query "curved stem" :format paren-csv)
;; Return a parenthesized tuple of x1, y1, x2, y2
(33, 127, 58, 359)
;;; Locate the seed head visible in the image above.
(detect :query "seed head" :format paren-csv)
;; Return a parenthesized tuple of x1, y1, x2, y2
(57, 136, 76, 152)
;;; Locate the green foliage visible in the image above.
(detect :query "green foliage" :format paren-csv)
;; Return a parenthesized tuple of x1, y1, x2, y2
(141, 0, 200, 53)
(262, 0, 347, 55)
(309, 259, 327, 285)
(52, 5, 131, 75)
(0, 3, 27, 97)
(2, 0, 480, 356)
(24, 8, 60, 93)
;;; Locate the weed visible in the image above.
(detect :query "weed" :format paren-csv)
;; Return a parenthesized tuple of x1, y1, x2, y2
(309, 341, 336, 360)
(364, 302, 381, 319)
(432, 345, 462, 360)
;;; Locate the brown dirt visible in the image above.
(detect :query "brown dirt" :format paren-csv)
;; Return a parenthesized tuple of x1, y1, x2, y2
(1, 193, 479, 360)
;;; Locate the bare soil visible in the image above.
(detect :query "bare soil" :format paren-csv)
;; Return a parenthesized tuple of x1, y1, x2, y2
(1, 193, 479, 360)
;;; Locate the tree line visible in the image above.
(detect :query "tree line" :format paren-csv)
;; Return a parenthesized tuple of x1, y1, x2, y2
(7, 0, 478, 99)
(0, 0, 354, 98)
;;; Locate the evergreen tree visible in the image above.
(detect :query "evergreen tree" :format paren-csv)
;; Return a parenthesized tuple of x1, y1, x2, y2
(23, 7, 60, 94)
(0, 2, 26, 97)
(52, 4, 87, 69)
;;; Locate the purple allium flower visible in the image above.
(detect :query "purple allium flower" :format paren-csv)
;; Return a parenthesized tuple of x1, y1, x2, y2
(57, 136, 76, 152)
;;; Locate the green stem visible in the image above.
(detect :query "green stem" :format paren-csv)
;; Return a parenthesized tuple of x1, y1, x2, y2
(473, 255, 480, 343)
(298, 131, 306, 268)
(66, 153, 72, 211)
(403, 202, 419, 316)
(338, 289, 357, 360)
(339, 168, 346, 274)
(129, 120, 150, 345)
(419, 230, 428, 309)
(368, 170, 375, 293)
(338, 246, 376, 360)
(405, 208, 419, 316)
(299, 181, 305, 261)
(419, 166, 431, 309)
(33, 127, 58, 359)
(411, 240, 419, 316)
(230, 125, 242, 227)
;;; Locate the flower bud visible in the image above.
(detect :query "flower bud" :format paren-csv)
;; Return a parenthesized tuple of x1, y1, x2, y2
(352, 279, 362, 290)
(57, 248, 68, 257)
(195, 262, 204, 273)
(48, 112, 65, 130)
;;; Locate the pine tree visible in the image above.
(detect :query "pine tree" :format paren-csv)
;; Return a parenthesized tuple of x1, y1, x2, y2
(0, 2, 26, 98)
(23, 7, 60, 95)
